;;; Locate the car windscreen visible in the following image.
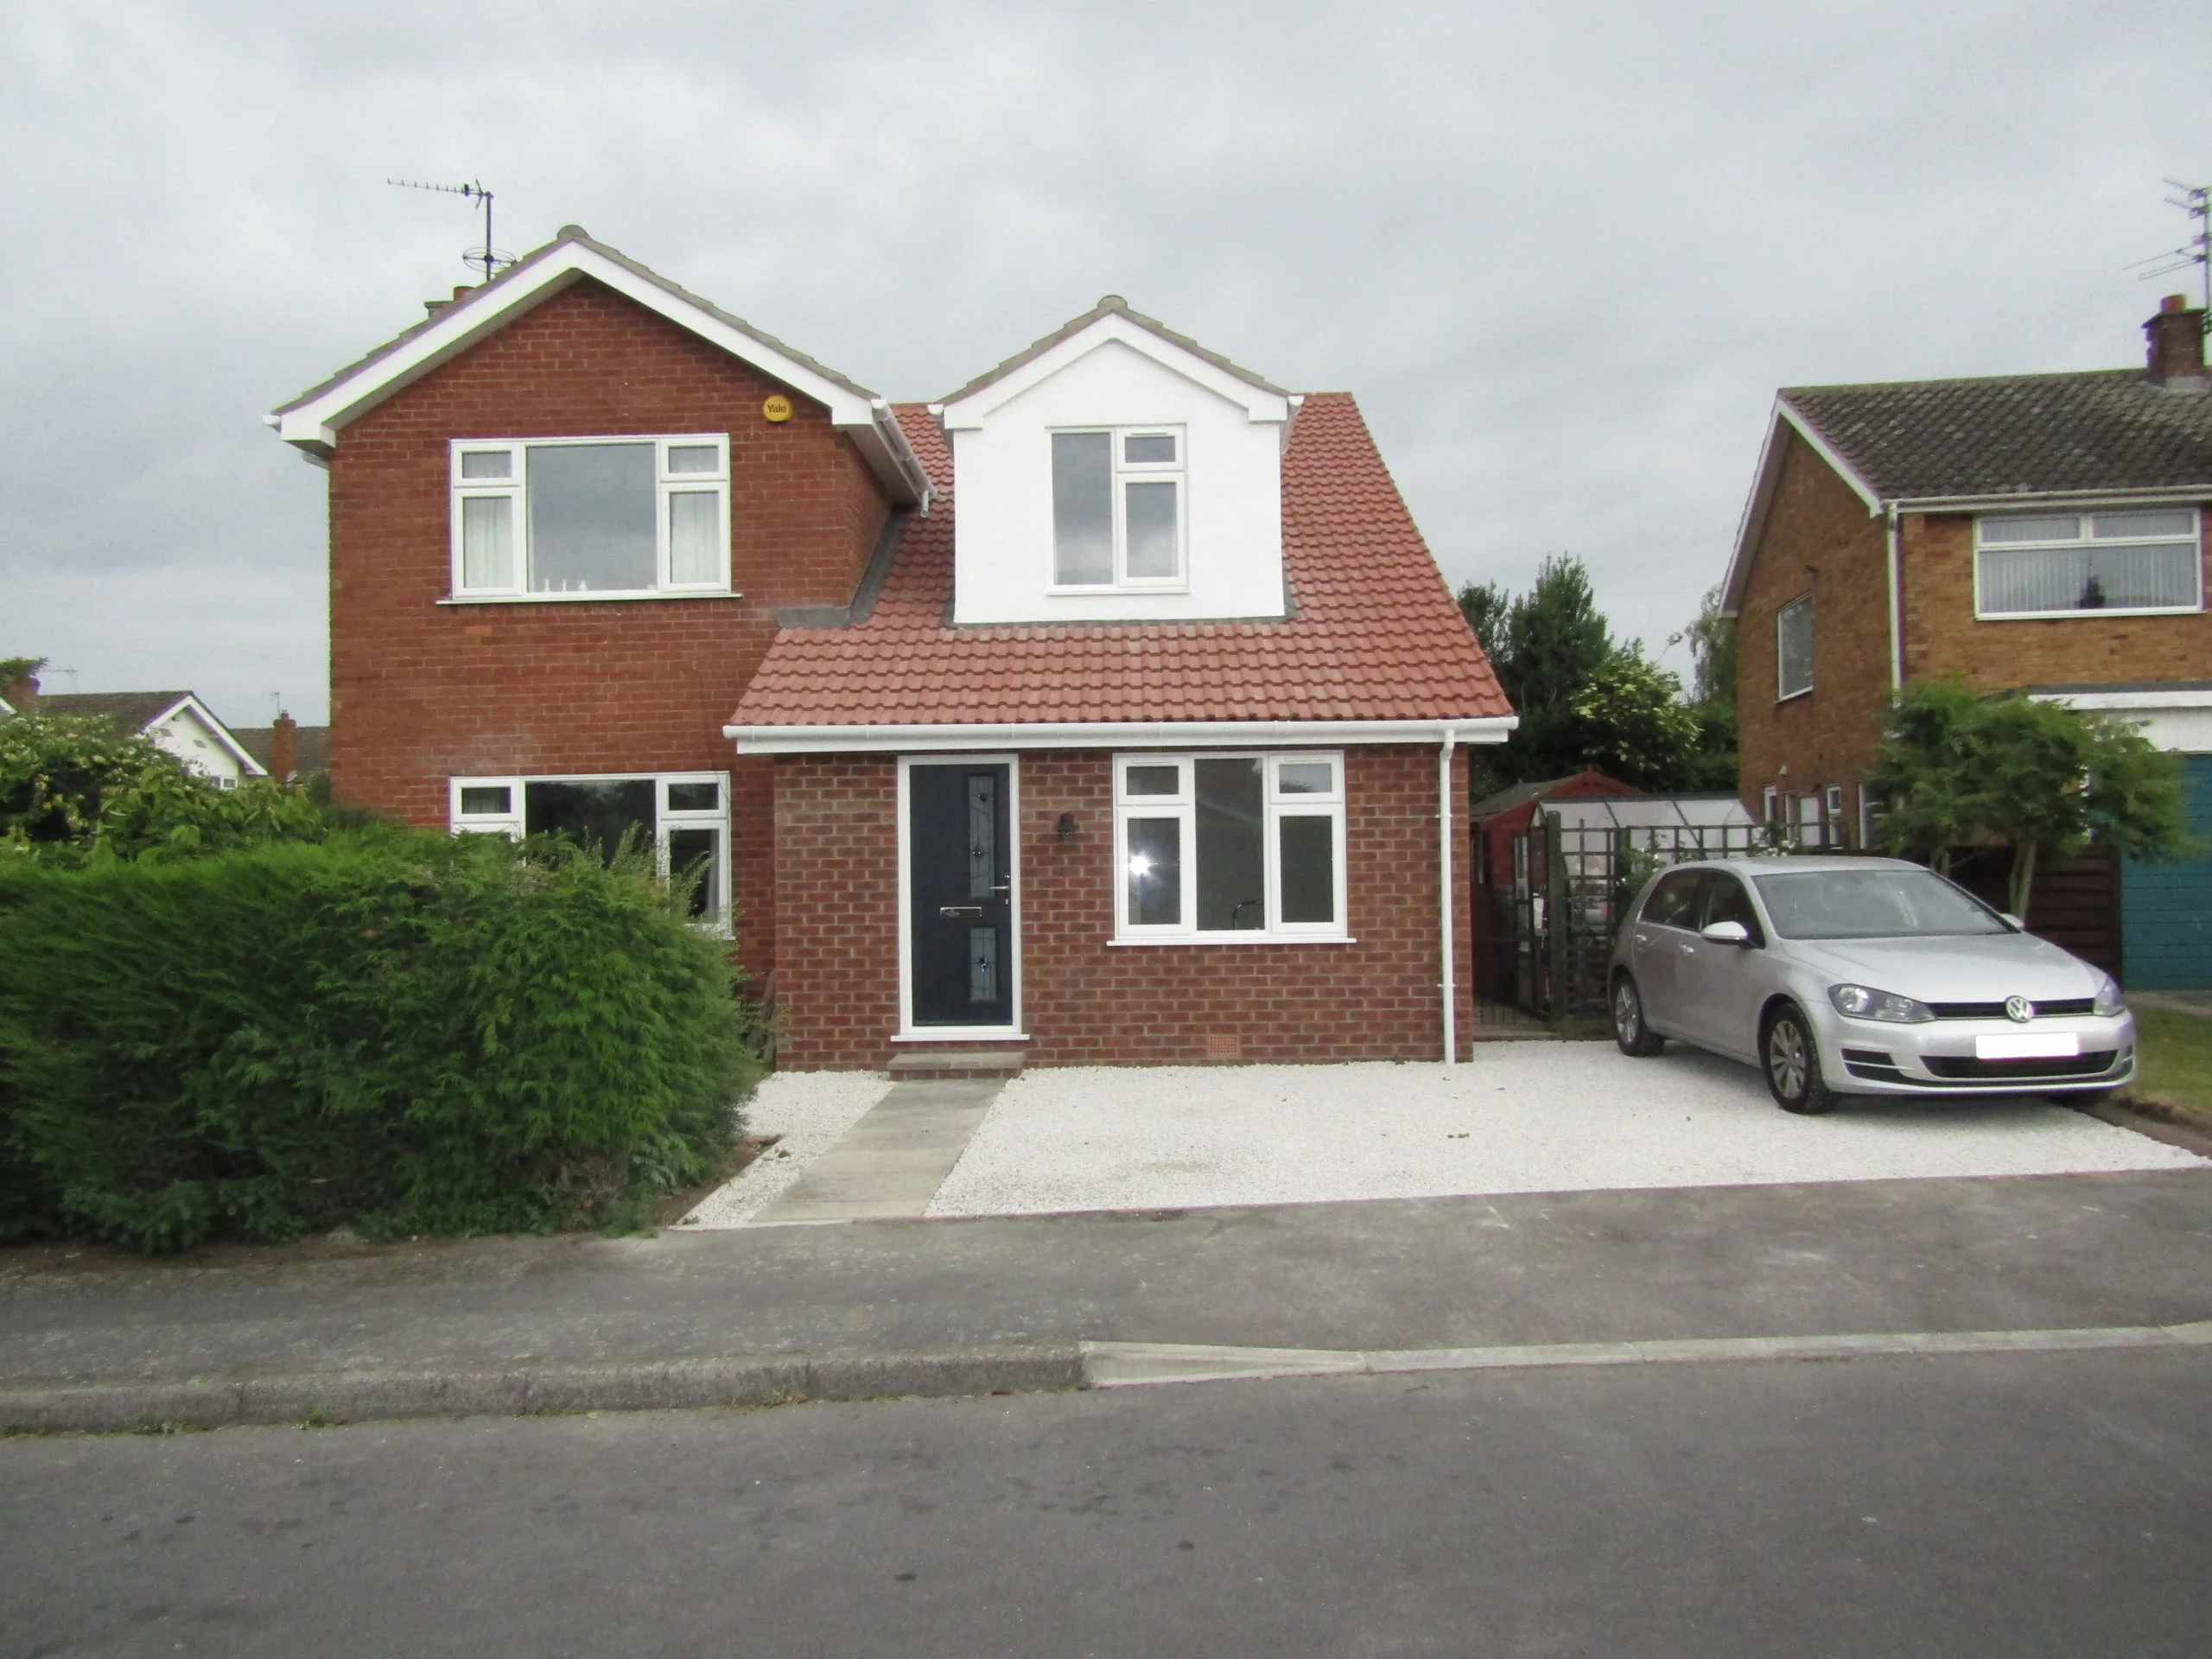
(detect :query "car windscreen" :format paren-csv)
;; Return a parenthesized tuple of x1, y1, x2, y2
(1750, 868, 2010, 940)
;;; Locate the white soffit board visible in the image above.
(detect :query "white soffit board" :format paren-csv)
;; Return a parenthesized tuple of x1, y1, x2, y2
(939, 314, 1293, 429)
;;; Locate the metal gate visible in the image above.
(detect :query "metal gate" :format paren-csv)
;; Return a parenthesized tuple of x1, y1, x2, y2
(1503, 814, 1774, 1021)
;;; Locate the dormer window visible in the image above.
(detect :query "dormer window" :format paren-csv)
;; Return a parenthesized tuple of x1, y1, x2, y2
(1051, 426, 1185, 589)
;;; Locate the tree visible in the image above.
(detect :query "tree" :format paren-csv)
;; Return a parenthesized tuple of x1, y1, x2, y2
(1571, 651, 1701, 791)
(1681, 587, 1738, 709)
(1865, 682, 2195, 918)
(1455, 580, 1511, 665)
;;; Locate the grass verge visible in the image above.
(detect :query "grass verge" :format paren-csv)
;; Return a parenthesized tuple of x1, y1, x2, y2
(2123, 1006, 2212, 1131)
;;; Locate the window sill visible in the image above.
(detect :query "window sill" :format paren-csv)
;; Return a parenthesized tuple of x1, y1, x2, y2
(1775, 687, 1814, 704)
(1974, 605, 2204, 622)
(1109, 934, 1356, 947)
(438, 590, 743, 606)
(892, 1030, 1032, 1043)
(1045, 583, 1191, 597)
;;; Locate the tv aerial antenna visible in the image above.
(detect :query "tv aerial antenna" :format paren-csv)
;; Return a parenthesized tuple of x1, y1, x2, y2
(2126, 179, 2210, 324)
(386, 177, 515, 281)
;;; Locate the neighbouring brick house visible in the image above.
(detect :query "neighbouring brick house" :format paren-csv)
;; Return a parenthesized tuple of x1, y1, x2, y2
(1720, 295, 2212, 988)
(270, 228, 1514, 1067)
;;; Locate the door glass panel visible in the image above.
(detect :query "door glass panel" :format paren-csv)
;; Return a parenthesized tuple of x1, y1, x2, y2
(969, 927, 999, 1004)
(667, 826, 719, 919)
(1052, 432, 1113, 585)
(1127, 817, 1181, 925)
(528, 442, 656, 593)
(967, 775, 997, 897)
(1124, 480, 1178, 579)
(1279, 815, 1335, 924)
(524, 779, 656, 864)
(1196, 758, 1264, 931)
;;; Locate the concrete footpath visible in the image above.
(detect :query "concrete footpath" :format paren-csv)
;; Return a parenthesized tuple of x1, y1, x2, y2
(4, 1167, 2210, 1432)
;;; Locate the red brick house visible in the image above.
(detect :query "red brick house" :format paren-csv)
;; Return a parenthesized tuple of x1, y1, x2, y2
(270, 228, 1515, 1066)
(1720, 295, 2212, 988)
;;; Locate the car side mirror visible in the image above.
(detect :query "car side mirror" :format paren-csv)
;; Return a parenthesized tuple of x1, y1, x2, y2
(1700, 920, 1752, 947)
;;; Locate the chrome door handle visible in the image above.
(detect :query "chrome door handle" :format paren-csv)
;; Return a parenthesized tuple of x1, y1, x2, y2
(940, 905, 984, 918)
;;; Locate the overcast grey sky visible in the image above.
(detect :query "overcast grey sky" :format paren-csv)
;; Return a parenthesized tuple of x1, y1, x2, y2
(3, 1, 2206, 728)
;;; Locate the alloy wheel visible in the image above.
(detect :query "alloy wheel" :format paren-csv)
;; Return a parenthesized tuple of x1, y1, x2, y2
(1768, 1018, 1808, 1101)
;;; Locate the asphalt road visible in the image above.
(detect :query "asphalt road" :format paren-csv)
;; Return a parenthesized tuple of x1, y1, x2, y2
(8, 1347, 2211, 1657)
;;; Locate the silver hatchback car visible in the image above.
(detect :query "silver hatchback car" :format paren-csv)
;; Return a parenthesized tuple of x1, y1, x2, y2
(1607, 857, 2135, 1114)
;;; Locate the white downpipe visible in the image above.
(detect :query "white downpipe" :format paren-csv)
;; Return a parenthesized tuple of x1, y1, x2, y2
(1439, 725, 1459, 1068)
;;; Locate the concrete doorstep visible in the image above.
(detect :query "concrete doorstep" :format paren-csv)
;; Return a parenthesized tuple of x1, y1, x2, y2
(10, 1319, 2212, 1435)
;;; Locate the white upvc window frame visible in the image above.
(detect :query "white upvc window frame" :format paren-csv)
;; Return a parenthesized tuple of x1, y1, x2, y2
(1048, 423, 1189, 594)
(448, 434, 733, 601)
(1110, 751, 1350, 945)
(448, 770, 733, 935)
(1775, 592, 1814, 702)
(1972, 506, 2205, 620)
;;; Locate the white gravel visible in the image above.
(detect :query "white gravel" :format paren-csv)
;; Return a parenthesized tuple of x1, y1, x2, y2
(679, 1071, 892, 1228)
(925, 1043, 2204, 1217)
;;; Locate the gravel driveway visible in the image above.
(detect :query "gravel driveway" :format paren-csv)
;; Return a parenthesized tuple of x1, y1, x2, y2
(923, 1043, 2204, 1217)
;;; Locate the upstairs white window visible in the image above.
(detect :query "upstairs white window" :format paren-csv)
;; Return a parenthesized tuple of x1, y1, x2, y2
(1052, 426, 1185, 589)
(1776, 594, 1814, 700)
(1975, 508, 2203, 618)
(450, 435, 730, 600)
(1114, 753, 1346, 943)
(449, 772, 731, 932)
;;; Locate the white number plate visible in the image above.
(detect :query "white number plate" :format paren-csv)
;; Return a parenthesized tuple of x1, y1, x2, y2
(1975, 1033, 2080, 1060)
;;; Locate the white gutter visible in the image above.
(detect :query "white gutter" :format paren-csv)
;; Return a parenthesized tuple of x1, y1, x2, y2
(727, 715, 1519, 754)
(1438, 725, 1459, 1069)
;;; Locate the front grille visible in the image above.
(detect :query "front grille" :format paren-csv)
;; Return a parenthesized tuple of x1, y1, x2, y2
(1922, 1051, 2118, 1082)
(1928, 998, 2094, 1020)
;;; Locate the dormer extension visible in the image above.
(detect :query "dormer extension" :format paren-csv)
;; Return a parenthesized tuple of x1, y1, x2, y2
(267, 226, 929, 508)
(933, 297, 1300, 625)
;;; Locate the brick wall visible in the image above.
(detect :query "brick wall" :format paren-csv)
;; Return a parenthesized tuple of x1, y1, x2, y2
(1898, 511, 2212, 689)
(1735, 429, 1892, 837)
(770, 747, 1478, 1069)
(322, 276, 893, 978)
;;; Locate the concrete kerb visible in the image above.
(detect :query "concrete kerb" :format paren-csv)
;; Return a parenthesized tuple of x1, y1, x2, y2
(0, 1349, 1084, 1436)
(9, 1321, 2210, 1434)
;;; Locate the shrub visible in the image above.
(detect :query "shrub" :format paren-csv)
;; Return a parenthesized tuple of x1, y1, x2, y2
(0, 832, 762, 1250)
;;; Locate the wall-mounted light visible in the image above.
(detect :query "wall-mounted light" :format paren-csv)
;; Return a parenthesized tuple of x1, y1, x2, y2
(1058, 811, 1077, 839)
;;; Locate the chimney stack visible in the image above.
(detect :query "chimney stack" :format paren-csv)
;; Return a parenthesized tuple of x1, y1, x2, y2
(2144, 294, 2208, 388)
(1, 670, 37, 715)
(270, 712, 298, 783)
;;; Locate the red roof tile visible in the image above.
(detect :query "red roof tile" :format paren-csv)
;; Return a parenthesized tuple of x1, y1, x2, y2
(729, 393, 1512, 729)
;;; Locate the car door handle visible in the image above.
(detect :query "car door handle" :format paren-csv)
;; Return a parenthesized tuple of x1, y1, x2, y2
(939, 905, 984, 918)
(1677, 941, 1696, 956)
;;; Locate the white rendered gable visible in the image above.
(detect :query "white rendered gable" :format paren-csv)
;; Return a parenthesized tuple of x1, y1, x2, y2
(939, 314, 1294, 625)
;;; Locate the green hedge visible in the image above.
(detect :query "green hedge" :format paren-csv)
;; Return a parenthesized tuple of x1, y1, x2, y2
(0, 834, 763, 1251)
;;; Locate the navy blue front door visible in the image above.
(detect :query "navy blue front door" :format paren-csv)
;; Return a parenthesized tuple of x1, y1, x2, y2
(907, 764, 1014, 1027)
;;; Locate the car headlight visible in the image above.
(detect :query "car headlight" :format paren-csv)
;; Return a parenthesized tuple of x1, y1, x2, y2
(2092, 974, 2126, 1018)
(1827, 982, 1936, 1023)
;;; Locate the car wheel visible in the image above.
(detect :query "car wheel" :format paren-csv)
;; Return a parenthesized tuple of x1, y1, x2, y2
(1763, 1003, 1840, 1116)
(1611, 973, 1665, 1058)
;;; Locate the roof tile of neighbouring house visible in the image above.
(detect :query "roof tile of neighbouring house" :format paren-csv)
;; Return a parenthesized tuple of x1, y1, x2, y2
(38, 690, 197, 729)
(1783, 369, 2212, 501)
(233, 724, 332, 775)
(729, 395, 1512, 728)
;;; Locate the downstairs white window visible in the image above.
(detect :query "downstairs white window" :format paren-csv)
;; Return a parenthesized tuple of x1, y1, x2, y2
(450, 435, 731, 599)
(449, 772, 731, 931)
(1113, 753, 1346, 943)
